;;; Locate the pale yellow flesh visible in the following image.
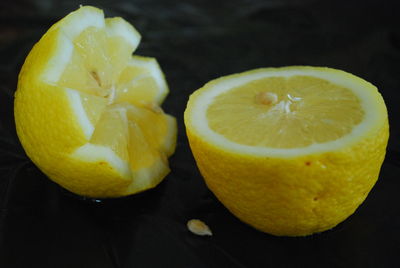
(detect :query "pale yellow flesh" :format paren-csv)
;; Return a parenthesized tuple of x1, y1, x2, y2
(207, 76, 364, 148)
(58, 20, 173, 176)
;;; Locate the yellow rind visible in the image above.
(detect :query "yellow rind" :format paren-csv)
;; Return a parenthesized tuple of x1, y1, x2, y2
(15, 6, 177, 198)
(186, 122, 388, 236)
(15, 28, 131, 197)
(184, 66, 389, 236)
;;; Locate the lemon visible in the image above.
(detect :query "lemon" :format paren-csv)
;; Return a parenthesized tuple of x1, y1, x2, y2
(184, 66, 389, 236)
(14, 6, 177, 198)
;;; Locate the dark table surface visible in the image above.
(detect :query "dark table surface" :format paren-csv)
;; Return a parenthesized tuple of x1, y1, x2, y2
(1, 0, 400, 267)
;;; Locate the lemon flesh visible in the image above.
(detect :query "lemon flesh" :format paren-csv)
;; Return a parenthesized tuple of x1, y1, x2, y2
(15, 6, 176, 198)
(185, 66, 389, 236)
(208, 75, 364, 148)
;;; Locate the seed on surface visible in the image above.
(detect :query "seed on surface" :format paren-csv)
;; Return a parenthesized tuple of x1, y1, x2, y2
(255, 92, 278, 105)
(187, 219, 213, 236)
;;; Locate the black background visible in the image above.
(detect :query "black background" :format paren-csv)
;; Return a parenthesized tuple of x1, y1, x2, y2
(1, 0, 400, 267)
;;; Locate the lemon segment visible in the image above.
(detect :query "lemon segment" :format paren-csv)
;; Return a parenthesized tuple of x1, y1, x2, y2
(127, 119, 162, 170)
(42, 6, 105, 83)
(90, 106, 130, 161)
(116, 56, 169, 105)
(184, 66, 389, 236)
(104, 17, 141, 49)
(126, 156, 170, 194)
(58, 48, 96, 95)
(126, 104, 176, 153)
(66, 88, 109, 139)
(59, 26, 134, 96)
(79, 91, 109, 127)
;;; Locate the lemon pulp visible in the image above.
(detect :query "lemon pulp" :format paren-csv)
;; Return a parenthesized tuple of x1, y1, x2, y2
(207, 76, 364, 148)
(57, 17, 173, 174)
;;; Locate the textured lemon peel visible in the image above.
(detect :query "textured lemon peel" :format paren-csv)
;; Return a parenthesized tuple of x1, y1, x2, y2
(14, 6, 176, 197)
(184, 66, 389, 236)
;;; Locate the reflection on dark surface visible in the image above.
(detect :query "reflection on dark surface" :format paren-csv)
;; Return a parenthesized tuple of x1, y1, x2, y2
(1, 0, 400, 267)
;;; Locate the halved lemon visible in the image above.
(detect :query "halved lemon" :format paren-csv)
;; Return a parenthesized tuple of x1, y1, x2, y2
(184, 66, 389, 236)
(14, 6, 176, 198)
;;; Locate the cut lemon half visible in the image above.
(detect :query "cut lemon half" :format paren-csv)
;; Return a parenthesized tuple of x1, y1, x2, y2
(184, 66, 389, 236)
(14, 6, 176, 198)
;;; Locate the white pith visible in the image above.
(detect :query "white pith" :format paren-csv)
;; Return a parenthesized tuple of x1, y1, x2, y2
(71, 143, 131, 178)
(66, 88, 95, 139)
(105, 17, 141, 49)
